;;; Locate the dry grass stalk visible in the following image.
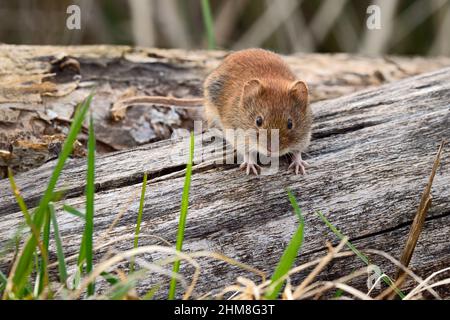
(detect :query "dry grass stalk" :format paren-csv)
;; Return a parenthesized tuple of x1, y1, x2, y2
(386, 140, 446, 299)
(292, 238, 348, 298)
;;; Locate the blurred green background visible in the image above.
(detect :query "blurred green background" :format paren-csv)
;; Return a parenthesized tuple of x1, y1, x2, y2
(0, 0, 449, 56)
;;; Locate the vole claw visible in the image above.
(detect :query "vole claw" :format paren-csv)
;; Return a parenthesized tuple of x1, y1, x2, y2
(240, 162, 261, 175)
(289, 153, 309, 175)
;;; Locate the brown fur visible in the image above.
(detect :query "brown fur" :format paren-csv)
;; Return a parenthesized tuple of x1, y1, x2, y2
(114, 48, 312, 158)
(204, 48, 312, 155)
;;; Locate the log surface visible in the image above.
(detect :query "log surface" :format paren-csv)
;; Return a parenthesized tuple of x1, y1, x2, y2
(1, 44, 450, 176)
(0, 47, 450, 298)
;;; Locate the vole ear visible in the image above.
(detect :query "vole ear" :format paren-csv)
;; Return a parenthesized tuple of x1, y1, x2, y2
(289, 80, 309, 107)
(243, 79, 264, 97)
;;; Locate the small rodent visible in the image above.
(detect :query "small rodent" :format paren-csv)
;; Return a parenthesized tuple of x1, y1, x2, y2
(113, 48, 312, 175)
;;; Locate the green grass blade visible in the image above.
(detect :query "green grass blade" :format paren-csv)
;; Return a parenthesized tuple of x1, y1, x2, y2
(201, 0, 216, 49)
(316, 211, 369, 264)
(77, 232, 87, 267)
(168, 132, 194, 300)
(265, 189, 305, 299)
(334, 288, 344, 298)
(84, 113, 96, 296)
(7, 169, 49, 298)
(51, 189, 66, 203)
(63, 204, 86, 220)
(0, 270, 7, 293)
(142, 284, 160, 300)
(316, 211, 405, 299)
(73, 265, 82, 289)
(108, 280, 137, 300)
(130, 172, 148, 273)
(8, 169, 32, 224)
(287, 189, 304, 223)
(100, 272, 119, 286)
(11, 94, 92, 296)
(37, 208, 51, 296)
(49, 203, 68, 285)
(106, 269, 146, 300)
(33, 252, 39, 297)
(8, 170, 47, 256)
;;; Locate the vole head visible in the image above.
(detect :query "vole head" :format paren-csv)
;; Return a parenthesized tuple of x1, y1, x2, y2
(237, 78, 311, 156)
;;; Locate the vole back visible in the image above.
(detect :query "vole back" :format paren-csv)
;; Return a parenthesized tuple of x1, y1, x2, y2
(203, 48, 299, 129)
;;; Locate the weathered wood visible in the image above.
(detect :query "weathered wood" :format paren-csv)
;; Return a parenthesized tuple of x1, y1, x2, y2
(1, 58, 450, 298)
(1, 44, 450, 176)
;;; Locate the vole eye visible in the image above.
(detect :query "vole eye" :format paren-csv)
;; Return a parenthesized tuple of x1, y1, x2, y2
(287, 118, 293, 129)
(256, 116, 263, 127)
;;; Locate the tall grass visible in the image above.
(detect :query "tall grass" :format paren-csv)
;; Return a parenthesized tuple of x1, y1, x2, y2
(63, 204, 85, 219)
(316, 211, 405, 299)
(84, 113, 96, 296)
(200, 0, 216, 49)
(168, 132, 195, 300)
(0, 271, 6, 292)
(48, 203, 68, 285)
(7, 169, 49, 297)
(1, 100, 199, 301)
(265, 189, 305, 299)
(35, 207, 51, 297)
(4, 94, 93, 299)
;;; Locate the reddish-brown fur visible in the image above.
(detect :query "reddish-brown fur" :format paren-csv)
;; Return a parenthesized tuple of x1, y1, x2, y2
(204, 48, 312, 155)
(113, 48, 313, 172)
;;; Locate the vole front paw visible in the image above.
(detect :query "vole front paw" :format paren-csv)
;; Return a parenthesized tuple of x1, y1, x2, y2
(288, 153, 309, 175)
(239, 162, 261, 175)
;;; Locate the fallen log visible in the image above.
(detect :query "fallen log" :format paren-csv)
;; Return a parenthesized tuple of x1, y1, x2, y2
(0, 61, 449, 299)
(1, 44, 450, 177)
